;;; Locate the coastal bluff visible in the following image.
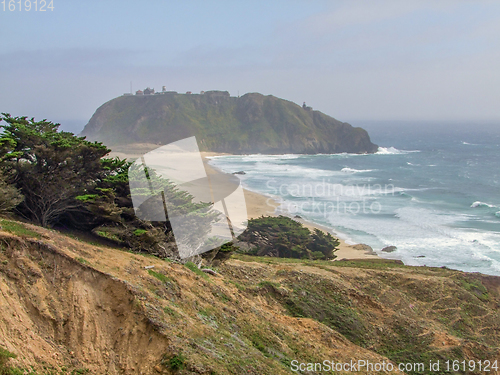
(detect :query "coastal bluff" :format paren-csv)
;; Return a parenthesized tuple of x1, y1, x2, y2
(80, 91, 378, 154)
(1, 220, 500, 374)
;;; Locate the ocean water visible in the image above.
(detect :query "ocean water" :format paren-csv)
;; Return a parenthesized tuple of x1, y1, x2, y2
(208, 122, 500, 276)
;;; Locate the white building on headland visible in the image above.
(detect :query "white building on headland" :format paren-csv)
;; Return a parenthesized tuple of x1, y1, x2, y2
(124, 86, 213, 96)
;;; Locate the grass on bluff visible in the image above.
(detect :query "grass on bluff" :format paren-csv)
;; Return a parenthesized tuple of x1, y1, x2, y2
(2, 216, 498, 374)
(226, 252, 500, 374)
(184, 261, 209, 279)
(233, 253, 408, 270)
(75, 257, 90, 265)
(147, 269, 171, 283)
(457, 276, 489, 301)
(0, 219, 41, 239)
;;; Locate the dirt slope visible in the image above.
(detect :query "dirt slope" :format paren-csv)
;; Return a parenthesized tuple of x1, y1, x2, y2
(0, 221, 393, 374)
(0, 220, 499, 374)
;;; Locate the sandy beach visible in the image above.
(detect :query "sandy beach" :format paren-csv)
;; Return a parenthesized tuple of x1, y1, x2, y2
(109, 144, 378, 260)
(201, 152, 379, 261)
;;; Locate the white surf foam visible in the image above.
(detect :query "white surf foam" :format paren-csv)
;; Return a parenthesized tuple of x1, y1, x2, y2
(471, 201, 498, 208)
(241, 154, 303, 162)
(340, 167, 374, 173)
(376, 146, 420, 155)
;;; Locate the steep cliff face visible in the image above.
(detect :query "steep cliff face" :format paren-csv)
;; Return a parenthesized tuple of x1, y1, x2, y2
(80, 91, 378, 154)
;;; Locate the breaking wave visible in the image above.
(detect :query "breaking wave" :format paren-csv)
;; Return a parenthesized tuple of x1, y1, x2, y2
(376, 147, 420, 155)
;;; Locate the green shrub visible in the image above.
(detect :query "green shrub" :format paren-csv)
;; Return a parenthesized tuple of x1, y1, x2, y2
(184, 261, 208, 279)
(0, 346, 23, 375)
(0, 346, 16, 367)
(162, 353, 186, 371)
(95, 230, 121, 242)
(148, 269, 170, 283)
(74, 194, 98, 202)
(239, 216, 339, 260)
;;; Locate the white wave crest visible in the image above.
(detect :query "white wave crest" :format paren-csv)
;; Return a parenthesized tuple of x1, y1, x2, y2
(471, 201, 497, 208)
(376, 146, 420, 155)
(340, 167, 373, 173)
(208, 154, 302, 162)
(241, 154, 302, 162)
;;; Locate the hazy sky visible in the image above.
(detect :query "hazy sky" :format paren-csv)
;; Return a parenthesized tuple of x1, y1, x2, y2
(1, 0, 500, 133)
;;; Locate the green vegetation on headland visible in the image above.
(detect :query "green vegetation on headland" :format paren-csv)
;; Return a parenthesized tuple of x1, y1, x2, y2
(1, 113, 499, 374)
(80, 91, 378, 154)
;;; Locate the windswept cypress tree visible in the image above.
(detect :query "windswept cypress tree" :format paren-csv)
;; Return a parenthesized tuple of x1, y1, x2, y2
(239, 215, 339, 260)
(0, 113, 218, 260)
(0, 113, 110, 227)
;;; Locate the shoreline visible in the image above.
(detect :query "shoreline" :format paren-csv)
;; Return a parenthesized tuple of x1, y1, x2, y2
(107, 144, 499, 274)
(201, 152, 379, 261)
(107, 144, 379, 261)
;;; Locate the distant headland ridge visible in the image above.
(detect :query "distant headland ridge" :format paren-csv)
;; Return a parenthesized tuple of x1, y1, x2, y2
(81, 89, 378, 155)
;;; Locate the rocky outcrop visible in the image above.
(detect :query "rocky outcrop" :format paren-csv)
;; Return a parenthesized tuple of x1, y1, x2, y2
(381, 245, 397, 253)
(80, 92, 378, 154)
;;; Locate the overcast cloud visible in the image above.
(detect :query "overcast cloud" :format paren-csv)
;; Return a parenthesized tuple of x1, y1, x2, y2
(1, 0, 499, 133)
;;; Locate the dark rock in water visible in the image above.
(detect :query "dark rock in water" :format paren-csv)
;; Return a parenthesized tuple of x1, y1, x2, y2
(232, 171, 246, 175)
(381, 246, 397, 253)
(294, 215, 302, 219)
(351, 244, 376, 255)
